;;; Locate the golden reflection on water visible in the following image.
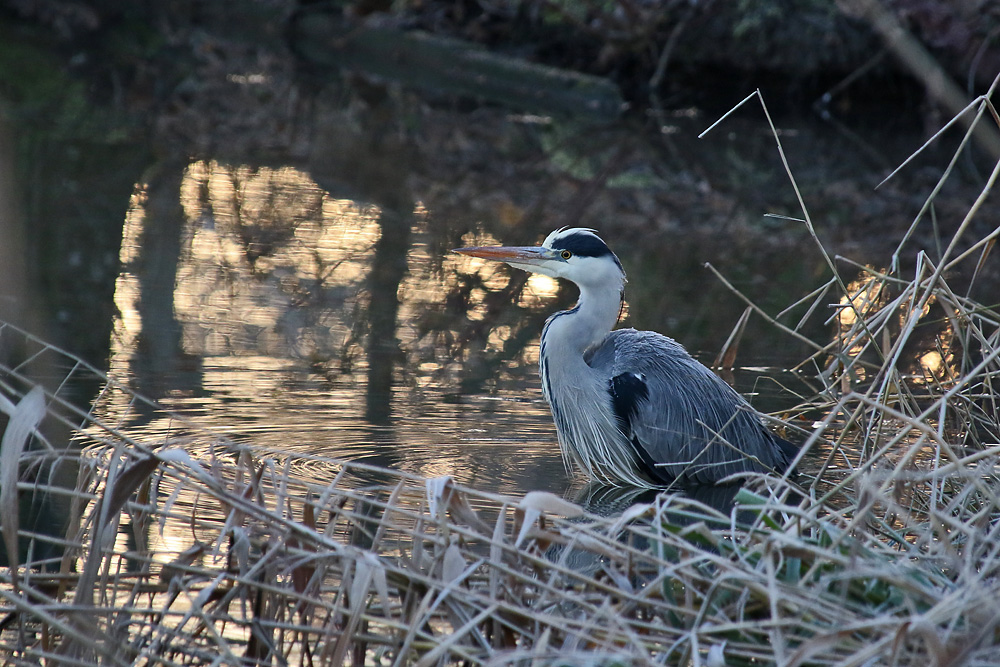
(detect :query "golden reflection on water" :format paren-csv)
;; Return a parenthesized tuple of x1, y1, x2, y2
(835, 271, 887, 383)
(174, 161, 381, 358)
(107, 160, 568, 498)
(834, 269, 957, 387)
(111, 188, 146, 363)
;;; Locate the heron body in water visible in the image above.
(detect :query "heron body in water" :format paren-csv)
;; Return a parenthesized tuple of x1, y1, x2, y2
(454, 227, 796, 488)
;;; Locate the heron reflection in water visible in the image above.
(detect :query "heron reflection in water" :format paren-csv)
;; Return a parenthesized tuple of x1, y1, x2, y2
(454, 227, 797, 488)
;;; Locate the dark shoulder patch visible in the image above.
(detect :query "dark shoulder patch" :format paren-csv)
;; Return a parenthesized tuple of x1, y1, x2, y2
(551, 231, 614, 258)
(609, 372, 648, 435)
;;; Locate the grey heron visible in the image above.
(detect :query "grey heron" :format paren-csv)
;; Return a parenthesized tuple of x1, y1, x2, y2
(454, 227, 797, 488)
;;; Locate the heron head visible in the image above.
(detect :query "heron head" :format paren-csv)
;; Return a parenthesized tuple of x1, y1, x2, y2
(453, 227, 626, 287)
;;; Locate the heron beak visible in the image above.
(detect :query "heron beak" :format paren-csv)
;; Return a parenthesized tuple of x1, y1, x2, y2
(452, 245, 552, 264)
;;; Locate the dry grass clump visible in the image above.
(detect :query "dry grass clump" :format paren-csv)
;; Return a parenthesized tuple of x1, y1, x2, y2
(1, 91, 1000, 665)
(0, 338, 995, 667)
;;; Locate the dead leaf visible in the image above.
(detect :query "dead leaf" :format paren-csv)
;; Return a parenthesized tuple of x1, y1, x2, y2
(0, 386, 46, 587)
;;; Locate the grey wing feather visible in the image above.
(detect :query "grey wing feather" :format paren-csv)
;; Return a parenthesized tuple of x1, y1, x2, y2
(589, 328, 792, 485)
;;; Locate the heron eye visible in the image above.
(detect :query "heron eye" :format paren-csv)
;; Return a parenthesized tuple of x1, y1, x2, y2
(560, 250, 572, 260)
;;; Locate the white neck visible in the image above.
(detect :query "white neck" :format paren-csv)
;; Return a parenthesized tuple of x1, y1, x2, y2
(542, 279, 623, 357)
(539, 273, 644, 485)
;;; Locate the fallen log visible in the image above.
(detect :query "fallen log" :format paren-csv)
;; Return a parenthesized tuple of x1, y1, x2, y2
(289, 10, 625, 120)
